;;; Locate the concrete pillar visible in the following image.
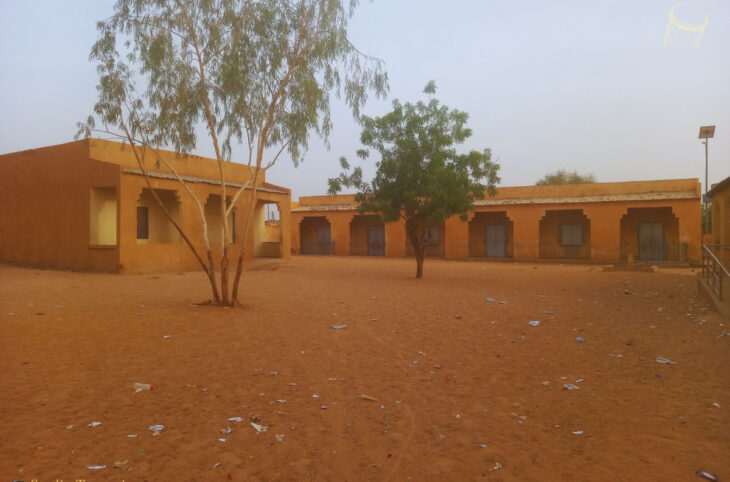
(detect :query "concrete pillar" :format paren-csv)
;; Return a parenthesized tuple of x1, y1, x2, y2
(327, 213, 353, 256)
(278, 200, 291, 260)
(507, 206, 542, 261)
(385, 218, 406, 257)
(583, 205, 624, 262)
(445, 214, 469, 259)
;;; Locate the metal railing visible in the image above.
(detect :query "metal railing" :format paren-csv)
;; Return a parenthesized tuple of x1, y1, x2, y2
(702, 244, 730, 300)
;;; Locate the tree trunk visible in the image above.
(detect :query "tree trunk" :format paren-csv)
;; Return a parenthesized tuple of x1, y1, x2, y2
(416, 252, 424, 278)
(220, 246, 229, 305)
(231, 175, 260, 305)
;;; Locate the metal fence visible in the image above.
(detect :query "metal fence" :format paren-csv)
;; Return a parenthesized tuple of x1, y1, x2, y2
(702, 244, 730, 300)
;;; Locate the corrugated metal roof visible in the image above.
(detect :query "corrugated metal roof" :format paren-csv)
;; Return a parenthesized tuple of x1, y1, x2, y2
(121, 169, 288, 194)
(291, 191, 698, 212)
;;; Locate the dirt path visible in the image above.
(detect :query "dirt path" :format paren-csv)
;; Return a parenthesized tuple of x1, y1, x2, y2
(1, 257, 728, 481)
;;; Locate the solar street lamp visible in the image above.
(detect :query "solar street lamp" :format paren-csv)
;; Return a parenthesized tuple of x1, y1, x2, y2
(699, 125, 715, 203)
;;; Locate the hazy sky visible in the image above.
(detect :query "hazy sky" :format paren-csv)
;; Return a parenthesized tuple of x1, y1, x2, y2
(1, 0, 728, 199)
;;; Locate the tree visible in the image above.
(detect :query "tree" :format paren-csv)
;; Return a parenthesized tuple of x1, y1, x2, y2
(78, 0, 387, 305)
(702, 202, 712, 234)
(328, 81, 500, 278)
(535, 169, 595, 185)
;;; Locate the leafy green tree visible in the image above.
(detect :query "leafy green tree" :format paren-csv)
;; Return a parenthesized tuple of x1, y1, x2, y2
(535, 169, 595, 185)
(328, 81, 500, 278)
(78, 0, 387, 305)
(702, 202, 712, 234)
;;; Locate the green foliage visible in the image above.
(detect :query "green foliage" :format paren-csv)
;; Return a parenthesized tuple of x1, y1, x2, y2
(78, 0, 388, 164)
(535, 169, 595, 185)
(78, 0, 388, 304)
(702, 202, 712, 234)
(328, 82, 500, 277)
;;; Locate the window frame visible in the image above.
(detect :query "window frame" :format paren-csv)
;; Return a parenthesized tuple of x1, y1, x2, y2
(136, 206, 149, 240)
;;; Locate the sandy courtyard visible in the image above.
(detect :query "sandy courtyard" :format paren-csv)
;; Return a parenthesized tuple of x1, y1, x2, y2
(1, 256, 728, 481)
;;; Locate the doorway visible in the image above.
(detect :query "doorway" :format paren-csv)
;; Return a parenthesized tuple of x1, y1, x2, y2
(485, 224, 507, 258)
(638, 222, 665, 261)
(367, 225, 385, 256)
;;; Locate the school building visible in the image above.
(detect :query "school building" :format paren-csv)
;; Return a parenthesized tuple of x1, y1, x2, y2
(0, 139, 291, 273)
(291, 179, 703, 265)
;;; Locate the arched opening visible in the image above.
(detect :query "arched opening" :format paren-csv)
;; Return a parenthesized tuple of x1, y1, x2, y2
(468, 211, 514, 258)
(254, 201, 282, 258)
(620, 207, 681, 262)
(539, 209, 591, 260)
(350, 214, 385, 256)
(405, 222, 445, 258)
(299, 216, 333, 255)
(90, 187, 117, 246)
(136, 188, 181, 244)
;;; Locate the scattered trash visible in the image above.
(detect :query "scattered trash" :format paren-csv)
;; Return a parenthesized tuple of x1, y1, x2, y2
(227, 417, 243, 422)
(486, 298, 496, 302)
(320, 405, 328, 410)
(87, 465, 107, 470)
(148, 424, 165, 433)
(572, 430, 583, 435)
(275, 434, 285, 443)
(221, 427, 232, 435)
(656, 357, 676, 365)
(528, 320, 541, 327)
(330, 324, 348, 330)
(289, 382, 296, 386)
(576, 337, 585, 343)
(499, 300, 507, 304)
(575, 379, 585, 384)
(478, 444, 487, 448)
(489, 462, 502, 472)
(269, 371, 278, 376)
(368, 318, 378, 322)
(712, 402, 720, 409)
(65, 424, 74, 430)
(163, 335, 171, 339)
(696, 471, 719, 481)
(541, 381, 550, 386)
(133, 382, 152, 393)
(218, 438, 226, 442)
(250, 422, 267, 433)
(312, 394, 320, 398)
(127, 434, 138, 438)
(456, 414, 462, 420)
(87, 421, 102, 428)
(361, 394, 378, 402)
(275, 399, 287, 403)
(112, 460, 131, 471)
(394, 400, 404, 405)
(213, 462, 221, 469)
(418, 350, 427, 356)
(563, 384, 580, 390)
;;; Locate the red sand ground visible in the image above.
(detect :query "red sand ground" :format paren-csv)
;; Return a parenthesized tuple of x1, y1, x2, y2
(1, 257, 728, 481)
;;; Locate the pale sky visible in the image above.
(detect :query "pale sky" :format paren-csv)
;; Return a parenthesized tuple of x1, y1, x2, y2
(1, 0, 728, 199)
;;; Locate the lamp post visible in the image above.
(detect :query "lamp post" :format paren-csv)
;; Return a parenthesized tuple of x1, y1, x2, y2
(699, 125, 715, 203)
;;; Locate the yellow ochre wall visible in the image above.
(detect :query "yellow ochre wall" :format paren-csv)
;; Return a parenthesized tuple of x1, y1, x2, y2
(0, 139, 291, 273)
(710, 178, 730, 267)
(291, 179, 702, 264)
